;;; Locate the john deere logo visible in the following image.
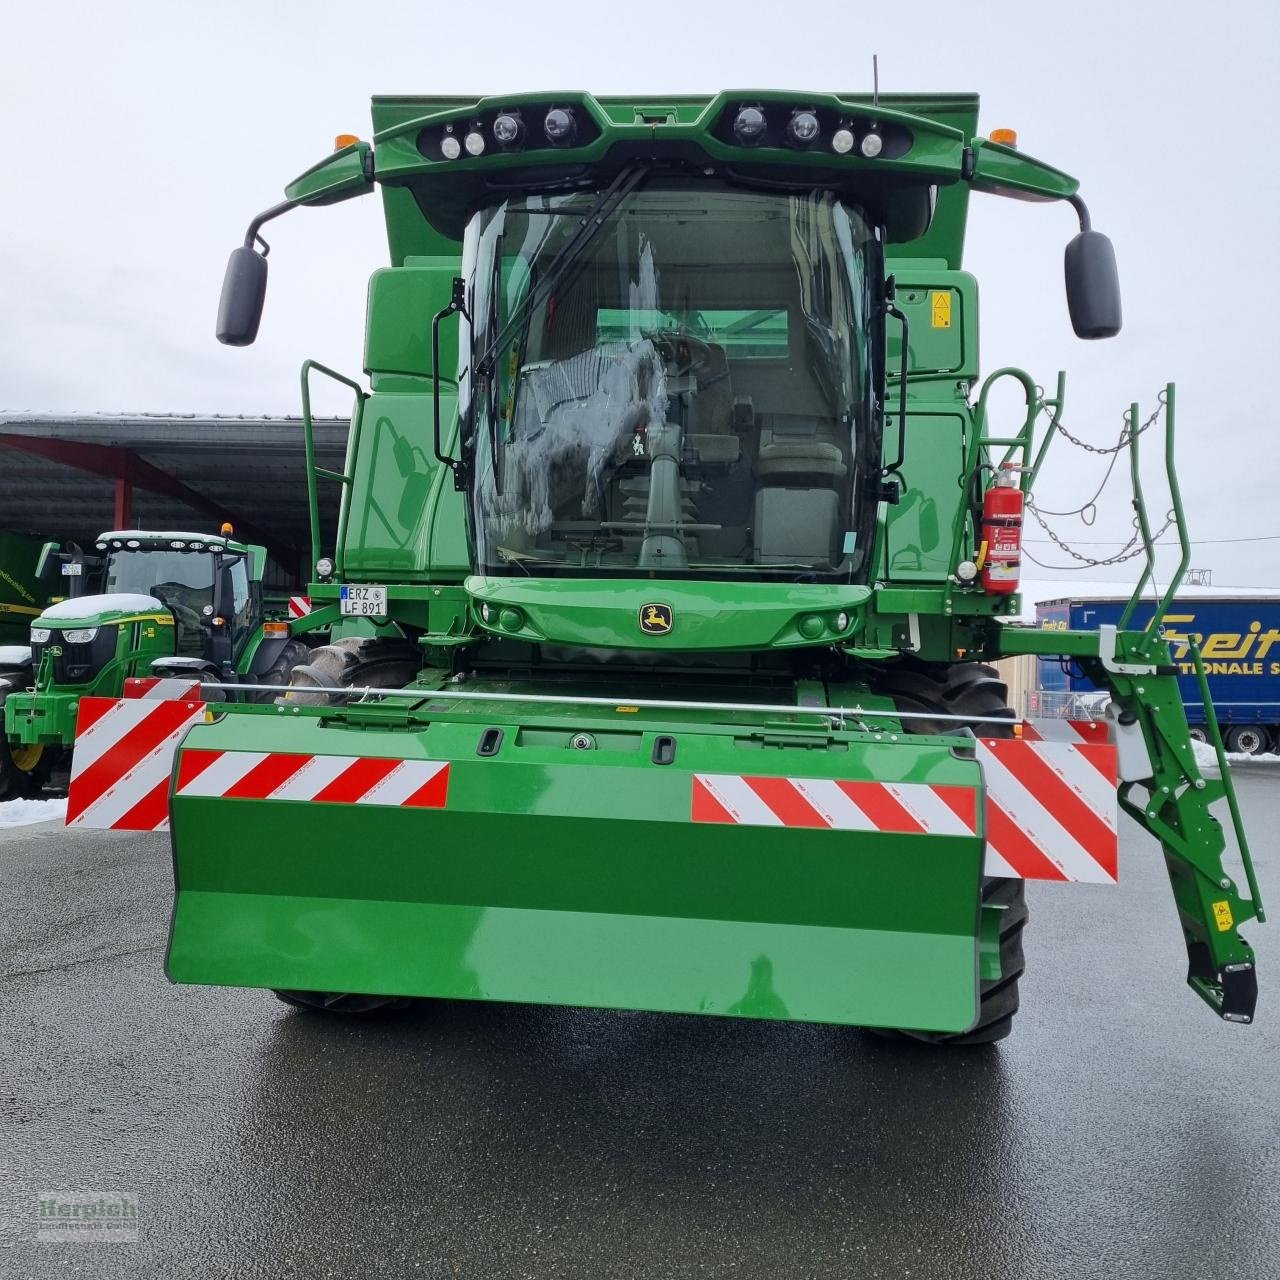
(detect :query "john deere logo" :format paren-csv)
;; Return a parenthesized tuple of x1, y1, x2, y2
(47, 644, 63, 657)
(639, 603, 673, 635)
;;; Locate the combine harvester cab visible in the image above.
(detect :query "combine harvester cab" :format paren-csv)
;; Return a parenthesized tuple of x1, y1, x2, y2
(71, 92, 1262, 1040)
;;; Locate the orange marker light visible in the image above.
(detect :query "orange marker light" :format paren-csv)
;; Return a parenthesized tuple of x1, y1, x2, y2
(263, 621, 289, 637)
(334, 133, 360, 150)
(989, 127, 1018, 147)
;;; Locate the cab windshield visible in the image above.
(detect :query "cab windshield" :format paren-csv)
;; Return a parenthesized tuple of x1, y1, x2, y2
(104, 549, 216, 611)
(463, 183, 877, 581)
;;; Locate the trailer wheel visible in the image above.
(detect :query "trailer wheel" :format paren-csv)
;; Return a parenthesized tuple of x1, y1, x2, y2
(1187, 726, 1208, 745)
(1225, 725, 1270, 756)
(868, 659, 1026, 1045)
(271, 637, 423, 1013)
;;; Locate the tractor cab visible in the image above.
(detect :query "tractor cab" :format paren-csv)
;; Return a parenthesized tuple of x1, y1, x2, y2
(26, 530, 264, 691)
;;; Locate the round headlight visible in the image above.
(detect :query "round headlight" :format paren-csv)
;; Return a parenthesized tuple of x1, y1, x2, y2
(836, 612, 850, 632)
(189, 542, 205, 552)
(315, 556, 334, 580)
(480, 603, 492, 624)
(733, 105, 766, 145)
(831, 128, 855, 155)
(126, 539, 140, 548)
(543, 107, 575, 144)
(464, 130, 486, 157)
(63, 627, 99, 644)
(786, 111, 820, 147)
(30, 627, 51, 644)
(956, 560, 979, 583)
(440, 133, 462, 160)
(860, 131, 884, 158)
(170, 540, 186, 549)
(493, 113, 523, 147)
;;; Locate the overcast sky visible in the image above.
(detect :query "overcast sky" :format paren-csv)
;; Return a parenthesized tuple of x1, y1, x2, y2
(3, 1, 1277, 588)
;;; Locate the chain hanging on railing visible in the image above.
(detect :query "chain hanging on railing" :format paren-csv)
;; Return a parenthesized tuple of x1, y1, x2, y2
(1023, 391, 1169, 570)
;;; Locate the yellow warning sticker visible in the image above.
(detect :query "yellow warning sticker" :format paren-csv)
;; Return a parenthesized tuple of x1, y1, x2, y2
(930, 290, 952, 328)
(1212, 899, 1234, 932)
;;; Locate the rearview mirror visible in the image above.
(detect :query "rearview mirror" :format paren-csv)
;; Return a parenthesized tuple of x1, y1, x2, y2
(216, 246, 268, 346)
(1065, 230, 1122, 340)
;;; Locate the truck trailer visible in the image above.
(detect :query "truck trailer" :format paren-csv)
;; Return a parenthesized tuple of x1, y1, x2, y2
(1037, 593, 1280, 755)
(65, 90, 1263, 1040)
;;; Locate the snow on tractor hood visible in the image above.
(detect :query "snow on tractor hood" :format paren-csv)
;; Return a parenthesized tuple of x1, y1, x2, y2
(37, 594, 166, 626)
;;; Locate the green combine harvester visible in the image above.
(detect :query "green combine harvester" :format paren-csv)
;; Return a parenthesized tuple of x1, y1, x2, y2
(4, 528, 312, 794)
(88, 91, 1261, 1040)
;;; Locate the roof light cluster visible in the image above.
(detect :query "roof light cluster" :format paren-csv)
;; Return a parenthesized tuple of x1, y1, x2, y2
(422, 104, 597, 163)
(724, 102, 900, 159)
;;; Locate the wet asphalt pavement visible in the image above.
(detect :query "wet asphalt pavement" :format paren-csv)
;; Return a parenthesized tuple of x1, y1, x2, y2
(1, 775, 1278, 1279)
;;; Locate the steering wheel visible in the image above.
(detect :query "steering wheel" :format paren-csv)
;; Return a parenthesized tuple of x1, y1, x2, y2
(152, 583, 207, 631)
(647, 330, 717, 380)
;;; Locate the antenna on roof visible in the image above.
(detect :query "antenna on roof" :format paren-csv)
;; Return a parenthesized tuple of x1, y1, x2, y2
(872, 54, 880, 107)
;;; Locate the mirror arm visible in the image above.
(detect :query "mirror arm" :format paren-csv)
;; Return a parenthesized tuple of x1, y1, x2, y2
(243, 199, 298, 253)
(1066, 193, 1091, 233)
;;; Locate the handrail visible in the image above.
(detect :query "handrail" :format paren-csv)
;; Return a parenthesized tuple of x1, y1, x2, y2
(952, 366, 1057, 576)
(300, 360, 368, 580)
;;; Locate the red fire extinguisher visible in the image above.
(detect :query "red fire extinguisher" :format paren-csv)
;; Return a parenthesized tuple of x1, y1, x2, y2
(981, 464, 1024, 594)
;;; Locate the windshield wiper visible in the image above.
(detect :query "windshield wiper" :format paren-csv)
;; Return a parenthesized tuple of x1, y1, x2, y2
(474, 162, 652, 381)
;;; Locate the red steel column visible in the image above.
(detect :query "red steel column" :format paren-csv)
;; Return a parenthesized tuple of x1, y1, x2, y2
(113, 476, 133, 529)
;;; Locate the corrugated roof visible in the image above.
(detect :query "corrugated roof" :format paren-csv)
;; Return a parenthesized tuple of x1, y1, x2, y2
(0, 413, 350, 582)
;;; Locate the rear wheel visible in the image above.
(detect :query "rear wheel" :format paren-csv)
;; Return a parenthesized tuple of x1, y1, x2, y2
(251, 639, 311, 702)
(272, 637, 423, 1013)
(1225, 725, 1270, 756)
(868, 659, 1026, 1045)
(1187, 726, 1209, 745)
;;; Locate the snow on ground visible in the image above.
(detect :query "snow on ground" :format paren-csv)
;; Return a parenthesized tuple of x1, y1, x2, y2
(1191, 739, 1280, 773)
(0, 798, 67, 829)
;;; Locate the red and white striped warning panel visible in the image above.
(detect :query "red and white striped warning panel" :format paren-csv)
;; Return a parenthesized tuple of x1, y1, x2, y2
(287, 595, 311, 619)
(692, 734, 1118, 884)
(67, 695, 207, 832)
(1020, 718, 1111, 745)
(173, 749, 449, 809)
(978, 737, 1118, 883)
(693, 776, 979, 836)
(123, 677, 202, 700)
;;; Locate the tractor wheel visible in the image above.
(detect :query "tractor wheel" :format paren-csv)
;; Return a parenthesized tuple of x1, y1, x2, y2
(867, 659, 1026, 1046)
(251, 639, 311, 703)
(0, 669, 54, 800)
(272, 637, 423, 1014)
(0, 736, 55, 800)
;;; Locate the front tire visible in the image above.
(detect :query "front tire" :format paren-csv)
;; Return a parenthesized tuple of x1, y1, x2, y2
(868, 659, 1026, 1045)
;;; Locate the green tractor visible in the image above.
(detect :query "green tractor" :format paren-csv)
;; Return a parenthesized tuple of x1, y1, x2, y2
(4, 528, 314, 794)
(0, 529, 72, 797)
(86, 91, 1258, 1039)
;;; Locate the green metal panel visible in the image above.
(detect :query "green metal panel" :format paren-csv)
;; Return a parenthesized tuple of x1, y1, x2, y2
(167, 709, 985, 1030)
(883, 411, 967, 582)
(364, 258, 460, 381)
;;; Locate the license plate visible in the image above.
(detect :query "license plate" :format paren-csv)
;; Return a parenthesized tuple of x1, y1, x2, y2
(340, 585, 388, 617)
(61, 562, 83, 577)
